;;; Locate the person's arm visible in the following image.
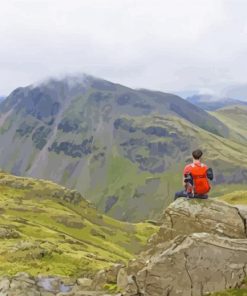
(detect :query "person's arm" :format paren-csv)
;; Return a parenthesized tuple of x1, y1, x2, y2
(183, 165, 190, 187)
(207, 168, 214, 181)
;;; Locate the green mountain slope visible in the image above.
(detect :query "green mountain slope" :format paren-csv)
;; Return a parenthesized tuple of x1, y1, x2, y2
(218, 190, 247, 205)
(88, 114, 247, 220)
(0, 75, 246, 221)
(212, 105, 247, 143)
(0, 171, 157, 277)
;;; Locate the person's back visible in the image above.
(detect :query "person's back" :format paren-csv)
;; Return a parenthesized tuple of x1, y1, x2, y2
(174, 149, 213, 200)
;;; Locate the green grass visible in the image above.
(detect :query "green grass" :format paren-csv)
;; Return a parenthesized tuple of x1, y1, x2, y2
(209, 288, 247, 295)
(212, 106, 247, 144)
(0, 171, 157, 277)
(217, 190, 247, 205)
(86, 152, 183, 221)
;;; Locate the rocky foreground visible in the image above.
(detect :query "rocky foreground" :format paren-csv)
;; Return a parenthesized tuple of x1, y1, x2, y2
(1, 198, 247, 296)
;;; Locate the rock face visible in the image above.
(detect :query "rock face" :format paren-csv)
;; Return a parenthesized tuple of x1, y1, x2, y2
(0, 226, 20, 238)
(0, 273, 120, 296)
(126, 234, 247, 296)
(149, 198, 246, 246)
(120, 198, 247, 296)
(235, 205, 247, 236)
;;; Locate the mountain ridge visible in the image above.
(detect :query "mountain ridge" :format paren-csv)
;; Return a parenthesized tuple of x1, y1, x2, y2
(0, 74, 247, 221)
(187, 94, 247, 111)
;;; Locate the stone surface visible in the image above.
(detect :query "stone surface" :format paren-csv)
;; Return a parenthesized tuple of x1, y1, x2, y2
(76, 278, 93, 288)
(149, 198, 246, 246)
(0, 226, 20, 239)
(126, 233, 247, 296)
(120, 199, 247, 296)
(235, 204, 247, 236)
(0, 275, 121, 296)
(92, 264, 124, 291)
(0, 277, 10, 295)
(117, 268, 128, 290)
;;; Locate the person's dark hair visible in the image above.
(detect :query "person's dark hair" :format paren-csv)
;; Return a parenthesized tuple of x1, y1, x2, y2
(192, 149, 203, 160)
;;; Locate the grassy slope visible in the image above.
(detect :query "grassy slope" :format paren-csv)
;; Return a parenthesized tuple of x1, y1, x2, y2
(210, 105, 247, 199)
(211, 105, 247, 143)
(218, 190, 247, 205)
(0, 172, 157, 277)
(209, 289, 247, 295)
(85, 114, 247, 221)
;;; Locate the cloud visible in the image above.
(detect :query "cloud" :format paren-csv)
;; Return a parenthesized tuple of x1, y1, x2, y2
(0, 0, 247, 97)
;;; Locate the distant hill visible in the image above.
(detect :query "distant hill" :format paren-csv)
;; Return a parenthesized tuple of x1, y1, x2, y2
(1, 74, 247, 221)
(212, 105, 247, 144)
(223, 84, 247, 101)
(187, 94, 247, 111)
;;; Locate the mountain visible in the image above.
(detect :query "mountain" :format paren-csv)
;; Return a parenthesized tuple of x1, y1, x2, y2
(212, 105, 247, 144)
(1, 74, 247, 222)
(0, 96, 5, 104)
(0, 171, 156, 278)
(187, 94, 247, 111)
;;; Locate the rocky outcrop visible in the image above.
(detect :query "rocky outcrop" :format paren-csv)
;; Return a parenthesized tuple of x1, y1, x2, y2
(1, 199, 247, 296)
(235, 205, 247, 236)
(0, 226, 20, 239)
(118, 198, 247, 296)
(123, 234, 247, 296)
(92, 264, 124, 291)
(149, 198, 246, 247)
(0, 273, 121, 296)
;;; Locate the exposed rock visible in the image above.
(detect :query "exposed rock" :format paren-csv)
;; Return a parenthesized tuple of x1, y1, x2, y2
(0, 226, 21, 239)
(117, 269, 128, 291)
(105, 196, 119, 213)
(0, 274, 121, 296)
(105, 264, 123, 284)
(77, 278, 93, 289)
(91, 270, 107, 291)
(92, 264, 123, 291)
(125, 233, 247, 296)
(235, 205, 247, 236)
(149, 198, 246, 247)
(0, 277, 10, 295)
(8, 273, 40, 296)
(124, 276, 139, 296)
(118, 199, 247, 296)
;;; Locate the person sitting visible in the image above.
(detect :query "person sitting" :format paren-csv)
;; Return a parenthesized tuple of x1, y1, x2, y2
(174, 149, 213, 200)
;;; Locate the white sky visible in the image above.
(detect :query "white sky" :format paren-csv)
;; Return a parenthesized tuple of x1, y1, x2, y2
(1, 0, 247, 97)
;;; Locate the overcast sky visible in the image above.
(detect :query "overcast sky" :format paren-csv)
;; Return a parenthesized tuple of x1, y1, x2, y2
(1, 0, 247, 98)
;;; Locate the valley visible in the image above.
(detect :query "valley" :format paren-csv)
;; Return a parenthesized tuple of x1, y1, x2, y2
(1, 75, 247, 221)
